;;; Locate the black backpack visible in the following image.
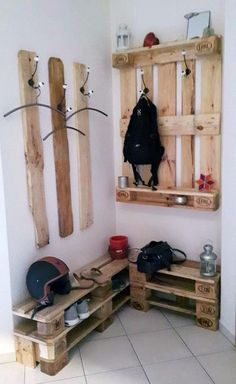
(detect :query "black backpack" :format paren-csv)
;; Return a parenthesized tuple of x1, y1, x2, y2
(123, 96, 164, 190)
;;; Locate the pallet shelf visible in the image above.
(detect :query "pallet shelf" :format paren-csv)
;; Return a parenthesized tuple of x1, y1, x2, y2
(129, 261, 220, 331)
(116, 186, 219, 210)
(13, 255, 130, 375)
(113, 35, 222, 210)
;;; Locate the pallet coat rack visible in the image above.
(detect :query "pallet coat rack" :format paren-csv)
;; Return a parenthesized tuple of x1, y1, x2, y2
(113, 35, 222, 211)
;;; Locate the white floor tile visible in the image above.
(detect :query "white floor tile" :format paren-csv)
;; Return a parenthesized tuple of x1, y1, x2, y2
(85, 316, 125, 341)
(79, 335, 140, 375)
(161, 309, 195, 327)
(0, 362, 24, 384)
(198, 350, 236, 384)
(129, 329, 191, 365)
(44, 378, 86, 384)
(25, 346, 84, 384)
(144, 356, 213, 384)
(86, 366, 150, 384)
(118, 305, 171, 334)
(176, 325, 234, 356)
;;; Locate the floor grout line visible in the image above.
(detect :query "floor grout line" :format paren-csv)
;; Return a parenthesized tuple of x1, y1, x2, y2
(116, 305, 152, 384)
(173, 325, 216, 384)
(78, 346, 88, 384)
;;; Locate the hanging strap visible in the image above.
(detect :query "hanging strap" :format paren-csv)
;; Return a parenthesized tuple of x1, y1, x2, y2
(132, 164, 146, 186)
(171, 248, 187, 264)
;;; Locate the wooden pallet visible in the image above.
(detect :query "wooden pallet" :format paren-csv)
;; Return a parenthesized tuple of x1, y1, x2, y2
(129, 261, 220, 331)
(116, 186, 219, 210)
(13, 255, 130, 375)
(113, 35, 222, 210)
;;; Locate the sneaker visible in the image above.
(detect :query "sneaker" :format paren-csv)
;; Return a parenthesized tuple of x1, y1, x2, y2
(77, 298, 90, 320)
(64, 303, 81, 326)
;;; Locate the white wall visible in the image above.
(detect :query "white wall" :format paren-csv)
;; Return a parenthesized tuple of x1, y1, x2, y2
(0, 154, 14, 362)
(110, 0, 224, 258)
(0, 0, 114, 360)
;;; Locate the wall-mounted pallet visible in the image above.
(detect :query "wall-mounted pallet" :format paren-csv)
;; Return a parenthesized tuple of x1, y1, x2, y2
(112, 35, 221, 68)
(116, 187, 219, 211)
(113, 35, 222, 210)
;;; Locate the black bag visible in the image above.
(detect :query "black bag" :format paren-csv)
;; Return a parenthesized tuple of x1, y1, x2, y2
(123, 96, 164, 190)
(137, 241, 187, 274)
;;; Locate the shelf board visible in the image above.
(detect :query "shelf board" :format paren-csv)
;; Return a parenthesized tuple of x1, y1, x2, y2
(148, 296, 196, 316)
(112, 35, 221, 68)
(116, 187, 219, 211)
(145, 281, 216, 303)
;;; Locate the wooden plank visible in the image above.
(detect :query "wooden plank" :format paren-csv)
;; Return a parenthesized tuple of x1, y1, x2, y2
(120, 113, 220, 137)
(196, 316, 219, 331)
(39, 337, 67, 360)
(181, 59, 195, 187)
(37, 314, 64, 336)
(40, 351, 69, 376)
(18, 50, 49, 248)
(196, 301, 219, 318)
(94, 301, 112, 320)
(200, 55, 221, 189)
(48, 57, 73, 237)
(158, 265, 220, 284)
(120, 67, 136, 183)
(116, 186, 218, 197)
(196, 281, 219, 299)
(73, 63, 93, 230)
(145, 281, 216, 303)
(112, 36, 221, 68)
(148, 297, 196, 315)
(15, 336, 37, 368)
(157, 63, 176, 186)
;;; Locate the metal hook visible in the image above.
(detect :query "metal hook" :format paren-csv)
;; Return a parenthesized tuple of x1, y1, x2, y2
(80, 67, 94, 97)
(181, 50, 191, 77)
(140, 69, 149, 95)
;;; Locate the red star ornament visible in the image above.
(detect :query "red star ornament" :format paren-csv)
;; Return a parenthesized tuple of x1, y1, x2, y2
(196, 174, 214, 191)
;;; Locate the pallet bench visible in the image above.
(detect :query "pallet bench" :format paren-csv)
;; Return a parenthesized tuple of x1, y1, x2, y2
(129, 260, 220, 331)
(13, 254, 130, 375)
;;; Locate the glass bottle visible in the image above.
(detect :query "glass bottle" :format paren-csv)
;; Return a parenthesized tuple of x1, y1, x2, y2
(116, 24, 130, 51)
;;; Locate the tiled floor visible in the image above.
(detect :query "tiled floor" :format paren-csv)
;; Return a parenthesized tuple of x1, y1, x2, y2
(1, 304, 236, 384)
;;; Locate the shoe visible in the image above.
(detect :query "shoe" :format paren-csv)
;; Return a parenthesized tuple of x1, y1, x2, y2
(77, 298, 90, 320)
(81, 267, 109, 286)
(112, 278, 126, 292)
(64, 303, 81, 327)
(72, 273, 94, 289)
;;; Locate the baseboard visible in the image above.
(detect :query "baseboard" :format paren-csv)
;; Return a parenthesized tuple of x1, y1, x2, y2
(0, 352, 16, 364)
(219, 321, 235, 345)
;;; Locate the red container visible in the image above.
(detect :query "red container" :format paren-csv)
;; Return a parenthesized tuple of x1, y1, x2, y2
(109, 235, 128, 250)
(109, 235, 128, 260)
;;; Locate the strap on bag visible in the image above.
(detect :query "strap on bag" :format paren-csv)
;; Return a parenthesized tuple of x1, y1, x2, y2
(171, 248, 187, 264)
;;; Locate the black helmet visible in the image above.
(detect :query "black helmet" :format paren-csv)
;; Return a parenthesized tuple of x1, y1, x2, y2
(26, 256, 71, 305)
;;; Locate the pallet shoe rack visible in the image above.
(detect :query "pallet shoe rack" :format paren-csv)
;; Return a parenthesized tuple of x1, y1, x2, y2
(113, 35, 222, 210)
(12, 255, 129, 375)
(129, 260, 220, 331)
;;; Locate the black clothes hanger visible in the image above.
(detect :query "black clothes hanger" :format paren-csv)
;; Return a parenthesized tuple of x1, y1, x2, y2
(3, 57, 108, 140)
